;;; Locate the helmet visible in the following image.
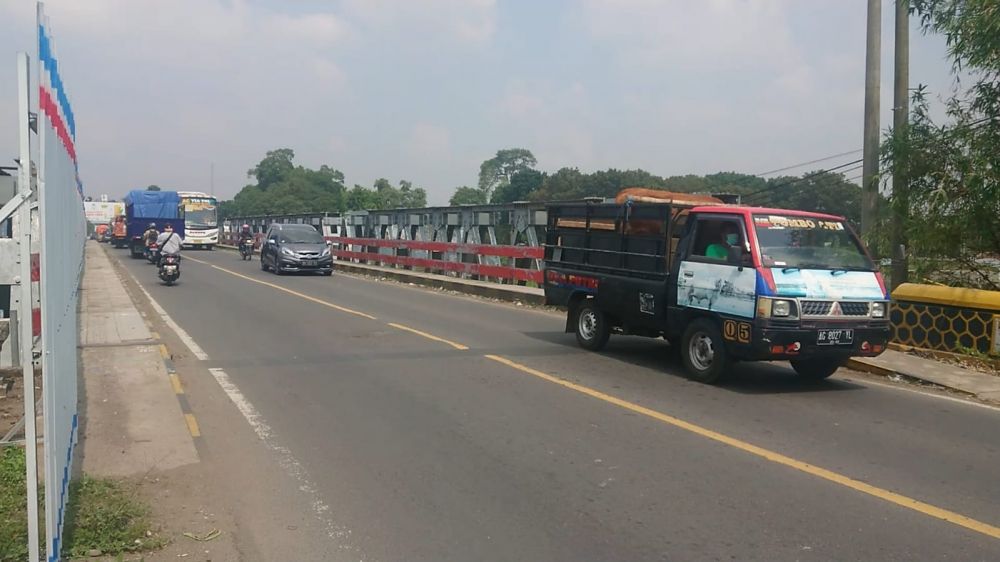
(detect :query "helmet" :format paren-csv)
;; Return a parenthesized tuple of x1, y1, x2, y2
(148, 222, 156, 229)
(242, 224, 250, 230)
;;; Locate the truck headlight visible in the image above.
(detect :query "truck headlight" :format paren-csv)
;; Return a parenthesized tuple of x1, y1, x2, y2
(771, 300, 792, 317)
(871, 301, 886, 318)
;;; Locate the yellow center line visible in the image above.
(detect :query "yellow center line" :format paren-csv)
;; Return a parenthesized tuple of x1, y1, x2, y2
(186, 256, 377, 320)
(184, 413, 201, 437)
(483, 354, 1000, 541)
(169, 373, 184, 395)
(387, 322, 469, 350)
(159, 344, 170, 359)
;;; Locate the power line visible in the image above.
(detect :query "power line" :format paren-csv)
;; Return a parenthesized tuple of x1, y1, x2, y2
(742, 158, 864, 201)
(753, 149, 862, 177)
(744, 163, 865, 205)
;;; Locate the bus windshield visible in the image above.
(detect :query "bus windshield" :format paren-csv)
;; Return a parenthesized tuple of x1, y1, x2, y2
(753, 214, 873, 271)
(183, 199, 218, 229)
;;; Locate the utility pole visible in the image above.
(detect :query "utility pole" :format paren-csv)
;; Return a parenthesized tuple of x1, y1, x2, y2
(861, 0, 882, 241)
(891, 0, 910, 290)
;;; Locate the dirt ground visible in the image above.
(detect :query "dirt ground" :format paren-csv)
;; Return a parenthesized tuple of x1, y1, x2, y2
(0, 370, 41, 439)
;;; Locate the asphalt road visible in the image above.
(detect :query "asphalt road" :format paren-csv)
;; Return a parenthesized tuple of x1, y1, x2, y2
(112, 246, 1000, 561)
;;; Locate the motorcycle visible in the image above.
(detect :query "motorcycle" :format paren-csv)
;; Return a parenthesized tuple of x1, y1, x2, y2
(159, 254, 181, 286)
(239, 238, 254, 260)
(145, 242, 160, 264)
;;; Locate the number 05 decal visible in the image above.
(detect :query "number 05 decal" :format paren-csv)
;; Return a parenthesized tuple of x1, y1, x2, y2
(723, 320, 752, 344)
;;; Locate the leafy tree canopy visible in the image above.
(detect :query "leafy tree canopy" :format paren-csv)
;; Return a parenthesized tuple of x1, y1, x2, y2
(221, 149, 427, 219)
(881, 0, 1000, 288)
(449, 186, 488, 206)
(478, 148, 537, 199)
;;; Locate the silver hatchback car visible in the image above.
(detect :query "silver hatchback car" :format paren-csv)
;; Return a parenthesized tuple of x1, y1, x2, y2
(260, 223, 333, 276)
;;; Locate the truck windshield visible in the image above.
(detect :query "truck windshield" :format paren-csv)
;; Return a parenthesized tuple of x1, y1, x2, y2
(753, 214, 873, 270)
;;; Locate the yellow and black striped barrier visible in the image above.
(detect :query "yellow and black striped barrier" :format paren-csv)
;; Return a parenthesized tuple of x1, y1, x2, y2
(890, 283, 1000, 356)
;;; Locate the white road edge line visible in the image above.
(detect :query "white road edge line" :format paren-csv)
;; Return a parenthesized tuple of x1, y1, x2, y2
(207, 367, 355, 546)
(844, 375, 1000, 412)
(132, 280, 210, 361)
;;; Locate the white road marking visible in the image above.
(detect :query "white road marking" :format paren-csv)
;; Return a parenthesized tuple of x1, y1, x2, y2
(843, 375, 1000, 412)
(132, 279, 210, 361)
(207, 367, 355, 546)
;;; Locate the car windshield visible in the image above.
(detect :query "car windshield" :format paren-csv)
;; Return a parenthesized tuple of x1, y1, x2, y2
(278, 228, 323, 244)
(753, 214, 873, 270)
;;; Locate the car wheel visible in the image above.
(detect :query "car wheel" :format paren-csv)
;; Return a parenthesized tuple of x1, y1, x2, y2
(260, 256, 269, 271)
(680, 318, 729, 384)
(790, 358, 843, 380)
(574, 300, 610, 351)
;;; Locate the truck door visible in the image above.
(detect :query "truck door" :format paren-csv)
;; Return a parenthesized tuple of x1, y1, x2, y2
(676, 215, 756, 319)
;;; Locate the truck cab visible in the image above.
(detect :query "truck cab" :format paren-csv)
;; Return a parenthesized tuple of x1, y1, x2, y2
(544, 201, 890, 383)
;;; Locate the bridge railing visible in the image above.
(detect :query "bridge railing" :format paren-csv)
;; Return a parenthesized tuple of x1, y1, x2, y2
(327, 236, 544, 284)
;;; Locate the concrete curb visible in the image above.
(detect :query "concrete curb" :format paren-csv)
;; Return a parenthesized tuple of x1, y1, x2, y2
(844, 358, 940, 387)
(218, 243, 546, 306)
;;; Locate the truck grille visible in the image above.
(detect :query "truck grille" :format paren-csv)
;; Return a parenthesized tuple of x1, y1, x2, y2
(800, 301, 832, 316)
(800, 300, 870, 317)
(840, 302, 870, 316)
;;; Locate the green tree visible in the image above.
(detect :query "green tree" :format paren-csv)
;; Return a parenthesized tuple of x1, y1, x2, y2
(225, 149, 347, 216)
(449, 186, 488, 205)
(750, 172, 863, 224)
(146, 184, 161, 191)
(879, 0, 1000, 288)
(248, 148, 295, 190)
(346, 185, 380, 211)
(478, 148, 537, 200)
(492, 169, 545, 203)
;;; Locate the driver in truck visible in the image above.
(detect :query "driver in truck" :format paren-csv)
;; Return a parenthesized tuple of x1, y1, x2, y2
(705, 222, 740, 260)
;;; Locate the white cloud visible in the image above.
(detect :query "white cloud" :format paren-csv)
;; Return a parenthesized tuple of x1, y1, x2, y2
(341, 0, 496, 43)
(405, 122, 452, 162)
(0, 0, 353, 198)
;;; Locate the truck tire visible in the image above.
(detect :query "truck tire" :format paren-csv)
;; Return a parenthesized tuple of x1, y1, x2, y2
(574, 301, 610, 351)
(790, 358, 843, 380)
(680, 318, 729, 384)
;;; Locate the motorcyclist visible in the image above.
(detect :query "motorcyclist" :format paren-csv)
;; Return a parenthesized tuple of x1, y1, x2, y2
(156, 224, 184, 266)
(143, 222, 159, 248)
(238, 224, 253, 246)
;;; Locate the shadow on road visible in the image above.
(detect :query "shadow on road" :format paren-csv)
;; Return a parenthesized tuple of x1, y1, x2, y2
(519, 331, 865, 395)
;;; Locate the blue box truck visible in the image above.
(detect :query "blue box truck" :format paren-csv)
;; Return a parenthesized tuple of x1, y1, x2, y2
(122, 190, 185, 258)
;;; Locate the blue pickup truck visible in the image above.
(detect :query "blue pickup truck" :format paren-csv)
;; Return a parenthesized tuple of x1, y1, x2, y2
(122, 190, 185, 258)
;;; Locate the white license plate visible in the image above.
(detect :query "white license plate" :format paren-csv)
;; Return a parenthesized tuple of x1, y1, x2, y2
(817, 329, 853, 345)
(301, 260, 317, 266)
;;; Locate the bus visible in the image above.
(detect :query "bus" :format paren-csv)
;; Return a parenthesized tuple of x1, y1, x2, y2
(177, 191, 218, 249)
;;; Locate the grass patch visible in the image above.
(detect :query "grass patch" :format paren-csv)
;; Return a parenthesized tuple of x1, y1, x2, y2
(0, 446, 32, 562)
(62, 476, 165, 558)
(0, 447, 163, 560)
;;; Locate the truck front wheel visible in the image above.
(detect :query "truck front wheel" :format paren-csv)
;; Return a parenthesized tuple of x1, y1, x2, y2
(681, 318, 729, 384)
(574, 301, 610, 351)
(790, 358, 844, 380)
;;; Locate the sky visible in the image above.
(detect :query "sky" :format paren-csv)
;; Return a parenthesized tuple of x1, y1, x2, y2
(0, 0, 960, 204)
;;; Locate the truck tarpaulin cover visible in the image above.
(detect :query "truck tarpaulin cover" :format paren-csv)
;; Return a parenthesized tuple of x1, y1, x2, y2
(123, 190, 180, 218)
